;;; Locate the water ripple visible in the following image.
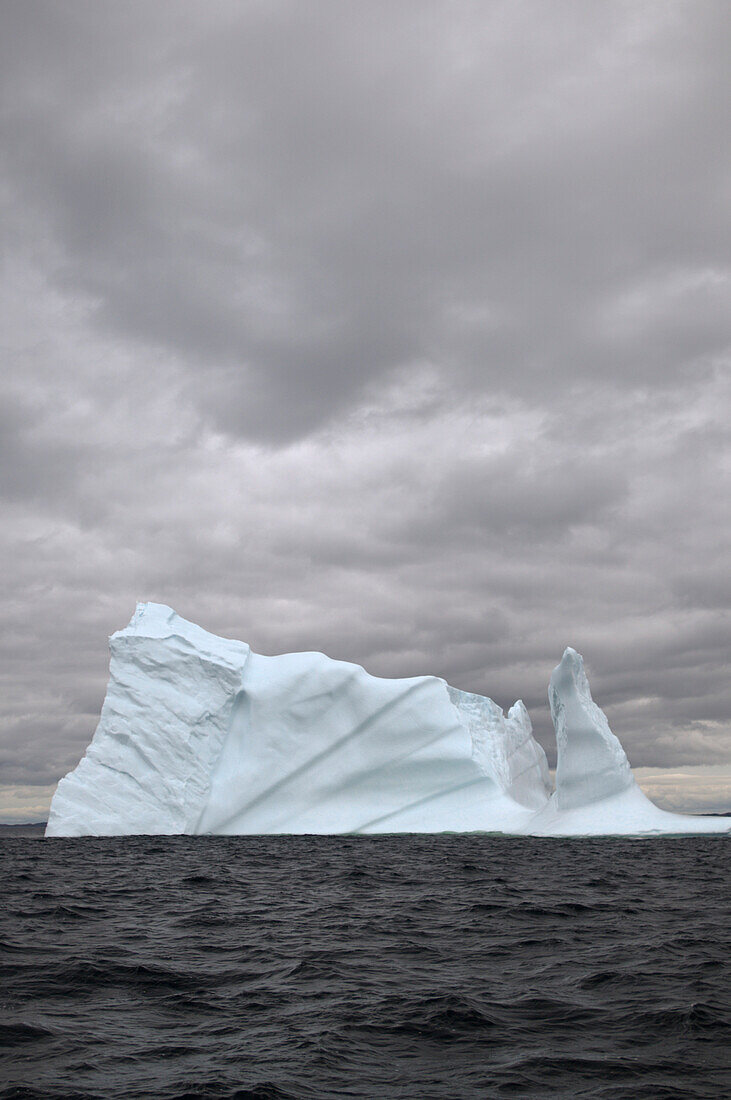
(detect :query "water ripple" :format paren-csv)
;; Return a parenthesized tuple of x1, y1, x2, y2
(1, 834, 729, 1098)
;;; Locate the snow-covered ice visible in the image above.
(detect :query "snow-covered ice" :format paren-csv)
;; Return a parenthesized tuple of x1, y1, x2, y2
(46, 606, 729, 837)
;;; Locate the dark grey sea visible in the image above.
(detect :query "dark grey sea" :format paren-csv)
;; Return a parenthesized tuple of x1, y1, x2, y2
(1, 835, 729, 1099)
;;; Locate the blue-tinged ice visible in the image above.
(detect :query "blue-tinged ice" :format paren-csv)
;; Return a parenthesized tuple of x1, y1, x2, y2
(47, 603, 551, 836)
(46, 607, 729, 837)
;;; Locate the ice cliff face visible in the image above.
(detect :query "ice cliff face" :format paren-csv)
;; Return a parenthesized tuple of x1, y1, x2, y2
(47, 603, 551, 836)
(46, 607, 729, 837)
(46, 605, 251, 836)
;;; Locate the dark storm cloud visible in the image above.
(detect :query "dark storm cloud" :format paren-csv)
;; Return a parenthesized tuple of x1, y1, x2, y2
(1, 1, 729, 813)
(3, 1, 730, 436)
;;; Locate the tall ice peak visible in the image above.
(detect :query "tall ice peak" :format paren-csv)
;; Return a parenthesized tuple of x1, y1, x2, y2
(549, 646, 634, 810)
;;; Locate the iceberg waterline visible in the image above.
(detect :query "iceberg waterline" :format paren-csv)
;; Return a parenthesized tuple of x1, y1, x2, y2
(46, 604, 728, 837)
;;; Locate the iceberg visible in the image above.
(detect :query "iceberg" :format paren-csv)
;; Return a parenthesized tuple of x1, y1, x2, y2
(46, 607, 729, 837)
(46, 603, 551, 836)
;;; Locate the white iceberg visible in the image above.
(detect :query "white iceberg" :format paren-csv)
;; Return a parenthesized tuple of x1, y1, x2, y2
(46, 607, 729, 837)
(46, 603, 551, 836)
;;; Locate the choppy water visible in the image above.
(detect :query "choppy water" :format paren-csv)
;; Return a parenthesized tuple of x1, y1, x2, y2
(1, 835, 729, 1099)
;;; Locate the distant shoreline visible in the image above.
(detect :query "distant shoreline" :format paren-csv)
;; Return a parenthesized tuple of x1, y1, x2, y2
(0, 822, 47, 837)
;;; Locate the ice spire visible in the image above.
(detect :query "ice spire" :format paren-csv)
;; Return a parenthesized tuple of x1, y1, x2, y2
(549, 647, 634, 810)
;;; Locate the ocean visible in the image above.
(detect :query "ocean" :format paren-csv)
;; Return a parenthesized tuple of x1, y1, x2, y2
(1, 835, 729, 1099)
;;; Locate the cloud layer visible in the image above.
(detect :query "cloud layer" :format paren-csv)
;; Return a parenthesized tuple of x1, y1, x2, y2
(1, 1, 729, 814)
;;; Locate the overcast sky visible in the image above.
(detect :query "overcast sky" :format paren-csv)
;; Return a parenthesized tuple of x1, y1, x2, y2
(1, 0, 729, 820)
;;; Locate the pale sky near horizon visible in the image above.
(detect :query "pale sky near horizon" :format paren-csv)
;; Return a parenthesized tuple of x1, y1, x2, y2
(1, 1, 730, 820)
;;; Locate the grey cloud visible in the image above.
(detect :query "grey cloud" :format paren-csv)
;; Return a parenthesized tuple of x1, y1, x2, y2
(0, 397, 87, 505)
(2, 2, 729, 440)
(431, 454, 628, 538)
